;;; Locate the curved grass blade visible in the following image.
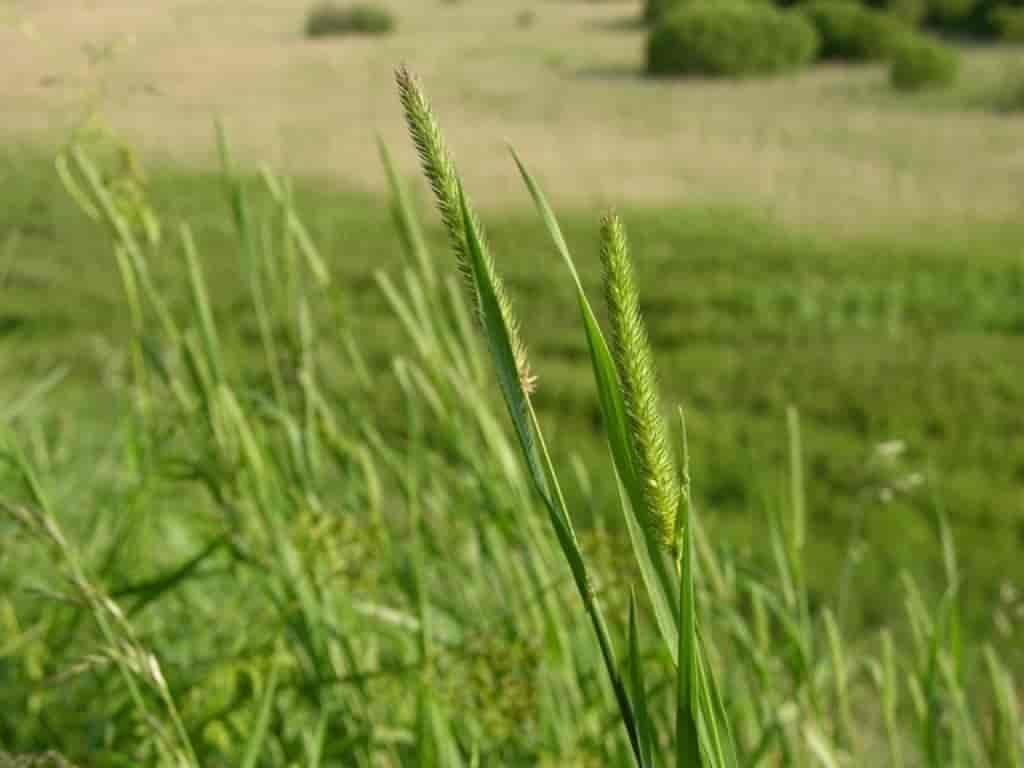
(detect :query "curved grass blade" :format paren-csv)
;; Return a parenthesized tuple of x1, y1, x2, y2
(459, 183, 643, 765)
(629, 590, 655, 768)
(511, 149, 679, 662)
(378, 137, 435, 289)
(240, 648, 282, 768)
(457, 186, 551, 508)
(694, 629, 740, 768)
(676, 425, 702, 768)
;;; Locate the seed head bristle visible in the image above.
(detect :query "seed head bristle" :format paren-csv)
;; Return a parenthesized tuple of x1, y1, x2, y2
(395, 66, 473, 293)
(600, 212, 678, 550)
(395, 66, 534, 395)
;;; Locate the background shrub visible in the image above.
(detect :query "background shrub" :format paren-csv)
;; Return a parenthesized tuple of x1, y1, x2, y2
(990, 5, 1024, 39)
(801, 1, 911, 60)
(647, 2, 820, 76)
(304, 2, 396, 37)
(993, 64, 1024, 110)
(1003, 75, 1024, 110)
(926, 0, 979, 24)
(645, 0, 686, 23)
(890, 36, 960, 89)
(868, 0, 929, 25)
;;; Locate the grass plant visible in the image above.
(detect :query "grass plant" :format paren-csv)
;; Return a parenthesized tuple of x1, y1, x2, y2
(0, 68, 1020, 767)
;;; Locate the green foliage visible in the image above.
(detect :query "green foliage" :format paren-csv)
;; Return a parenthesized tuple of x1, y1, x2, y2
(870, 0, 929, 26)
(801, 0, 911, 60)
(304, 1, 395, 37)
(2, 70, 1024, 764)
(788, 0, 1022, 38)
(645, 0, 685, 23)
(890, 35, 960, 90)
(926, 0, 978, 25)
(511, 142, 740, 767)
(991, 5, 1024, 40)
(646, 2, 820, 77)
(992, 63, 1024, 111)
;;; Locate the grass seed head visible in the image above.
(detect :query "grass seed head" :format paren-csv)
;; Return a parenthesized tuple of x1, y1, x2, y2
(395, 66, 534, 394)
(600, 212, 678, 550)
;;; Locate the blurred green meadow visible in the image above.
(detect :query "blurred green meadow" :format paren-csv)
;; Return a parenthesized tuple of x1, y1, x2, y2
(4, 147, 1023, 623)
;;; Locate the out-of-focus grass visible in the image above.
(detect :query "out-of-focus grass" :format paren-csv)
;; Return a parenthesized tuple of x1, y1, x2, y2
(4, 147, 1023, 644)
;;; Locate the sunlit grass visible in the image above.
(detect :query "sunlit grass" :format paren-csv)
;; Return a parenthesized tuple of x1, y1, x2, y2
(1, 68, 1021, 766)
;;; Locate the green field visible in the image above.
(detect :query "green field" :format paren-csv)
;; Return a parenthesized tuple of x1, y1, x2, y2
(1, 0, 1023, 764)
(5, 145, 1023, 623)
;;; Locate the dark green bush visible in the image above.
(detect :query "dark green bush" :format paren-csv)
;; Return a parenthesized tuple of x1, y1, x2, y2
(645, 0, 684, 23)
(790, 0, 1019, 38)
(643, 0, 684, 23)
(990, 5, 1024, 40)
(647, 2, 820, 76)
(1004, 76, 1024, 110)
(926, 0, 978, 25)
(993, 65, 1024, 111)
(869, 0, 928, 24)
(890, 36, 959, 90)
(304, 2, 396, 37)
(801, 1, 911, 60)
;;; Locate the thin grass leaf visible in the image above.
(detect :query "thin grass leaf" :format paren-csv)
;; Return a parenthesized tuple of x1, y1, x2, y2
(617, 473, 680, 666)
(676, 481, 702, 768)
(522, 397, 644, 763)
(379, 137, 435, 288)
(881, 630, 905, 768)
(69, 147, 180, 345)
(180, 223, 224, 387)
(457, 186, 549, 506)
(823, 609, 854, 749)
(983, 646, 1022, 768)
(629, 591, 655, 768)
(55, 150, 101, 220)
(512, 150, 679, 661)
(260, 166, 329, 288)
(1, 366, 69, 424)
(693, 631, 740, 768)
(376, 271, 432, 359)
(215, 122, 287, 404)
(786, 406, 806, 556)
(240, 649, 282, 768)
(945, 662, 993, 768)
(455, 180, 641, 760)
(304, 707, 330, 767)
(804, 725, 842, 768)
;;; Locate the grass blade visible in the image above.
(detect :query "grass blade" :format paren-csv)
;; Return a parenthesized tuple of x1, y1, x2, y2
(676, 499, 702, 768)
(379, 137, 435, 289)
(241, 648, 282, 768)
(629, 591, 655, 768)
(457, 181, 642, 761)
(511, 150, 680, 661)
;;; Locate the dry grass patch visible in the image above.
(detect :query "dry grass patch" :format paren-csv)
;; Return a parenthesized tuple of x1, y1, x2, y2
(0, 0, 1021, 233)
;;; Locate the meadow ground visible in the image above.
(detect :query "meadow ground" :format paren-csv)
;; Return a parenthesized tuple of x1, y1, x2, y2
(2, 0, 1023, 231)
(1, 0, 1023, 763)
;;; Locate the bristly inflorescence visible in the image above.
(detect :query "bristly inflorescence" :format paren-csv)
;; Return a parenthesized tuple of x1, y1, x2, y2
(395, 66, 535, 395)
(600, 212, 678, 551)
